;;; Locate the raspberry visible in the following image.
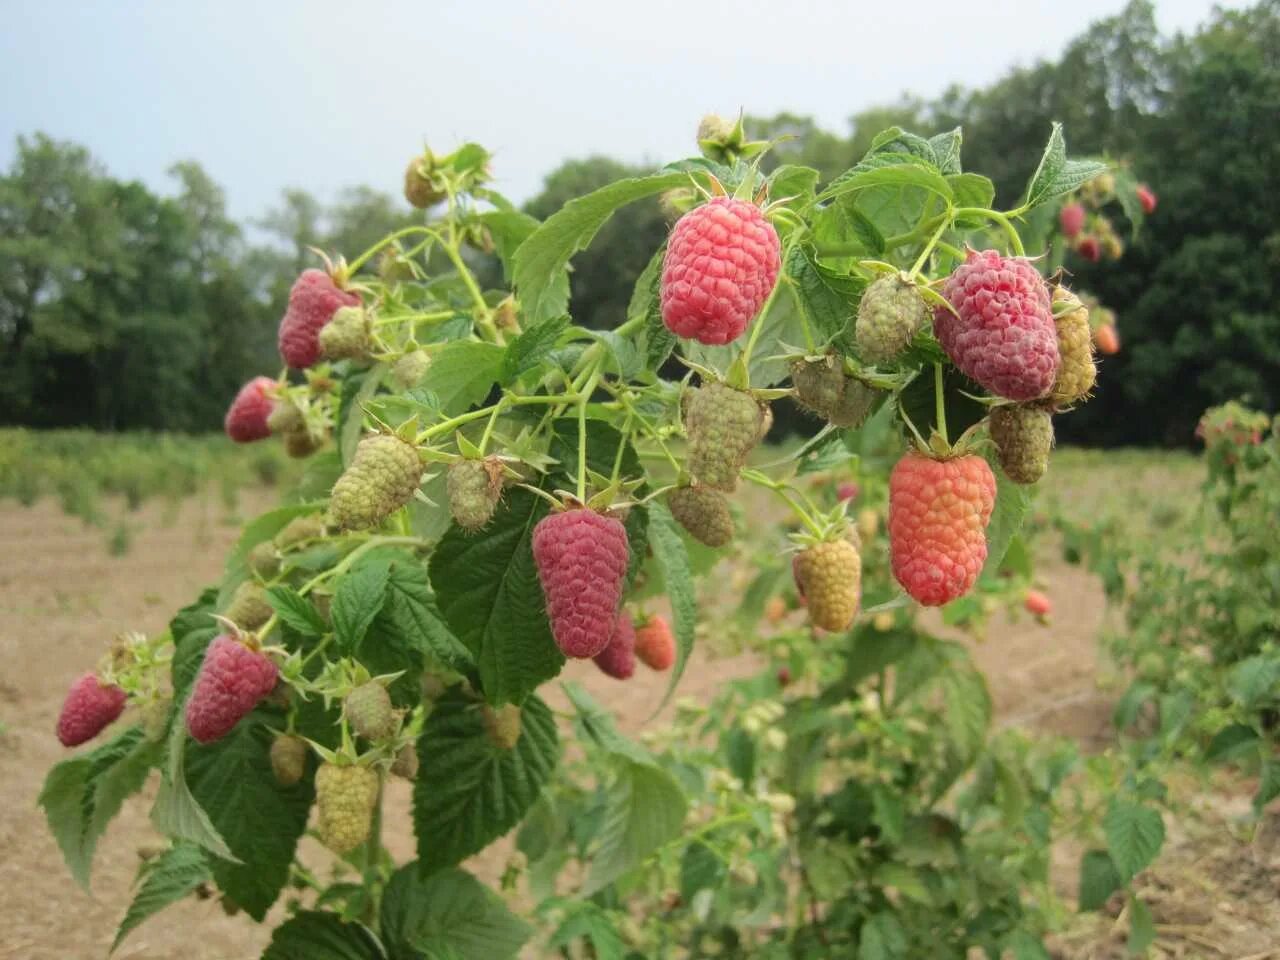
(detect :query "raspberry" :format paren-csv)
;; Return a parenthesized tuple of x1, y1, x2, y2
(1049, 286, 1096, 407)
(1135, 184, 1157, 215)
(344, 682, 396, 741)
(275, 513, 325, 550)
(446, 458, 504, 531)
(266, 398, 303, 436)
(56, 673, 127, 747)
(224, 377, 276, 443)
(315, 763, 380, 854)
(185, 635, 279, 743)
(391, 349, 431, 390)
(988, 404, 1054, 485)
(855, 275, 929, 365)
(532, 508, 630, 658)
(482, 704, 523, 750)
(318, 305, 371, 361)
(660, 197, 781, 345)
(792, 538, 861, 632)
(828, 376, 879, 429)
(594, 611, 637, 680)
(1059, 202, 1086, 239)
(328, 434, 423, 530)
(1024, 589, 1052, 618)
(634, 615, 675, 672)
(1076, 236, 1101, 262)
(888, 452, 996, 606)
(391, 743, 419, 779)
(934, 250, 1059, 402)
(790, 357, 845, 418)
(404, 155, 446, 209)
(278, 269, 360, 369)
(223, 581, 273, 631)
(685, 382, 766, 491)
(247, 541, 280, 579)
(836, 482, 859, 502)
(270, 734, 307, 786)
(283, 426, 323, 458)
(1094, 322, 1120, 355)
(668, 485, 733, 547)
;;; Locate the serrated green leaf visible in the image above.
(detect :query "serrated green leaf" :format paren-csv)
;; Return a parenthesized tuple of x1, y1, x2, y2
(502, 314, 570, 383)
(819, 163, 953, 205)
(1077, 848, 1121, 911)
(940, 660, 991, 764)
(332, 554, 391, 652)
(381, 865, 531, 960)
(562, 681, 654, 768)
(646, 503, 697, 712)
(1254, 757, 1280, 811)
(413, 692, 558, 872)
(220, 504, 323, 607)
(267, 585, 327, 637)
(514, 171, 692, 325)
(416, 340, 506, 416)
(870, 784, 906, 844)
(261, 911, 385, 960)
(1021, 122, 1108, 211)
(947, 173, 995, 212)
(928, 129, 963, 175)
(858, 911, 908, 960)
(787, 244, 859, 344)
(112, 842, 212, 952)
(1103, 801, 1165, 883)
(1228, 654, 1280, 710)
(547, 903, 626, 960)
(680, 841, 727, 901)
(373, 563, 474, 674)
(982, 469, 1033, 579)
(1204, 723, 1260, 763)
(628, 245, 674, 370)
(429, 488, 564, 705)
(149, 705, 236, 862)
(338, 369, 385, 467)
(479, 209, 541, 282)
(583, 756, 687, 895)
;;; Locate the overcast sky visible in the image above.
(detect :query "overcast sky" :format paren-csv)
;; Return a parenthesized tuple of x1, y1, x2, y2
(0, 0, 1240, 221)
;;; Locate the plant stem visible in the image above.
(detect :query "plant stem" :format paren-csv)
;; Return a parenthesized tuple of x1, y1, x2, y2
(934, 362, 949, 447)
(953, 207, 1025, 257)
(907, 211, 954, 280)
(346, 226, 432, 274)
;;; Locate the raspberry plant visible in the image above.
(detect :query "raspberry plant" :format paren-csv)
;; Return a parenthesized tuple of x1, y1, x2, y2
(41, 118, 1113, 957)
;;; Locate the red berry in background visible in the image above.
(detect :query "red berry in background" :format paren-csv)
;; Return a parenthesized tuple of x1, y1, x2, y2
(57, 673, 127, 747)
(1094, 323, 1121, 356)
(889, 451, 996, 607)
(634, 615, 676, 671)
(185, 635, 279, 743)
(836, 482, 859, 503)
(934, 250, 1060, 402)
(224, 376, 276, 443)
(593, 611, 637, 680)
(1136, 184, 1157, 214)
(1076, 235, 1101, 262)
(278, 269, 361, 369)
(1059, 202, 1085, 239)
(532, 508, 630, 658)
(661, 197, 781, 345)
(776, 667, 792, 687)
(1024, 589, 1052, 617)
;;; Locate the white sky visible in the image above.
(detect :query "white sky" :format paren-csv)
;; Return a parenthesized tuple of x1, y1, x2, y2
(0, 0, 1242, 220)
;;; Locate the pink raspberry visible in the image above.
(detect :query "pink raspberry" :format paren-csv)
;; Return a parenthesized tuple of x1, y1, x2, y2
(1135, 184, 1157, 215)
(889, 452, 996, 607)
(57, 673, 127, 747)
(278, 269, 361, 369)
(224, 376, 277, 443)
(593, 611, 637, 680)
(934, 250, 1060, 402)
(1076, 236, 1101, 262)
(185, 635, 279, 743)
(532, 508, 629, 658)
(660, 197, 781, 345)
(1059, 202, 1085, 238)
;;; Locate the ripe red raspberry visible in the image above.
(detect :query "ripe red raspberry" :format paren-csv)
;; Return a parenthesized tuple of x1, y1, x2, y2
(660, 197, 781, 345)
(1059, 202, 1086, 239)
(532, 508, 630, 658)
(934, 249, 1060, 402)
(1135, 184, 1157, 214)
(1024, 589, 1052, 618)
(278, 269, 360, 369)
(1094, 323, 1120, 355)
(594, 611, 637, 680)
(185, 635, 279, 743)
(889, 452, 996, 607)
(836, 482, 859, 502)
(224, 377, 276, 443)
(634, 615, 676, 671)
(57, 673, 127, 747)
(1076, 235, 1101, 262)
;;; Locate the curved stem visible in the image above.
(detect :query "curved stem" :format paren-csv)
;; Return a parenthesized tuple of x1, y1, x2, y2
(953, 207, 1025, 257)
(907, 212, 954, 280)
(740, 469, 824, 538)
(346, 226, 432, 274)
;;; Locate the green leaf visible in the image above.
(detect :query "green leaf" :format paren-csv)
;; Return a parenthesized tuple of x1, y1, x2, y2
(502, 314, 570, 383)
(858, 911, 908, 960)
(266, 585, 327, 638)
(1078, 848, 1122, 911)
(262, 911, 385, 960)
(374, 563, 475, 674)
(645, 502, 697, 711)
(896, 366, 987, 446)
(112, 842, 212, 952)
(871, 784, 906, 844)
(562, 681, 653, 766)
(381, 865, 531, 960)
(939, 659, 991, 764)
(478, 209, 541, 282)
(1005, 931, 1051, 960)
(332, 553, 391, 652)
(1228, 655, 1280, 710)
(928, 128, 963, 175)
(787, 244, 860, 344)
(547, 903, 626, 960)
(819, 162, 953, 205)
(1128, 895, 1155, 956)
(1255, 756, 1280, 812)
(418, 341, 506, 416)
(1103, 800, 1165, 883)
(947, 173, 995, 212)
(628, 245, 674, 370)
(338, 369, 385, 467)
(220, 504, 323, 606)
(680, 841, 727, 901)
(1204, 723, 1260, 763)
(1021, 122, 1108, 211)
(149, 705, 236, 863)
(513, 171, 692, 325)
(982, 470, 1034, 579)
(413, 692, 558, 873)
(769, 164, 821, 204)
(429, 488, 564, 705)
(584, 755, 688, 895)
(186, 714, 315, 919)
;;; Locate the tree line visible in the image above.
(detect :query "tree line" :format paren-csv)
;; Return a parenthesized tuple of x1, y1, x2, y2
(1, 0, 1275, 444)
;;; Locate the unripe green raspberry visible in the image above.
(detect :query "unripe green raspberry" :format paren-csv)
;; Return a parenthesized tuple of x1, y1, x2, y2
(344, 682, 397, 741)
(223, 581, 273, 631)
(391, 743, 419, 780)
(828, 376, 880, 428)
(315, 763, 380, 854)
(667, 485, 734, 547)
(247, 541, 280, 579)
(404, 154, 446, 209)
(141, 696, 172, 743)
(1049, 286, 1097, 407)
(793, 538, 862, 632)
(855, 275, 929, 364)
(446, 458, 504, 531)
(270, 733, 308, 786)
(684, 382, 766, 491)
(989, 404, 1054, 485)
(482, 704, 522, 750)
(329, 434, 423, 530)
(391, 349, 431, 390)
(319, 306, 371, 361)
(790, 356, 845, 418)
(275, 513, 325, 550)
(266, 398, 303, 435)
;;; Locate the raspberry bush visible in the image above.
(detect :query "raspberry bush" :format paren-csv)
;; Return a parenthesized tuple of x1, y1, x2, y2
(40, 118, 1115, 957)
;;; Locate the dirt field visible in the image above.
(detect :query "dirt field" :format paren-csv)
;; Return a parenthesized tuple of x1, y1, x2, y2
(1, 486, 1274, 959)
